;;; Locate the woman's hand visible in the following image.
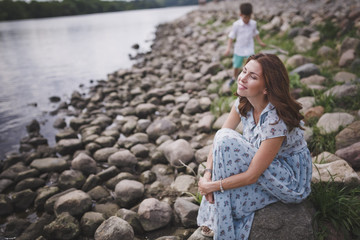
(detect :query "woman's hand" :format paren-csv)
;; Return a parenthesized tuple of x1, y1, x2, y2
(198, 177, 215, 204)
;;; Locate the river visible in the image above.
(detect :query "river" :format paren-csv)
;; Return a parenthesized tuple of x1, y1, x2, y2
(0, 5, 197, 159)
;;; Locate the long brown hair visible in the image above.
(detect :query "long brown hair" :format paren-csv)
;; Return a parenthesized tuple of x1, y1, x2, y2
(236, 53, 304, 131)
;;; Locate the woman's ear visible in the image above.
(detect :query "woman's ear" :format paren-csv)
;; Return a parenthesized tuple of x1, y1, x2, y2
(263, 88, 267, 94)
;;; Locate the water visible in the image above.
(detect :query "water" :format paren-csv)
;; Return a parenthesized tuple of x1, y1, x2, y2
(0, 6, 197, 159)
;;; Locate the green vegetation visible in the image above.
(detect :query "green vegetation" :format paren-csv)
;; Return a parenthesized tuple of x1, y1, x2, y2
(210, 95, 236, 117)
(334, 85, 360, 110)
(307, 126, 337, 155)
(314, 91, 335, 113)
(0, 0, 198, 21)
(310, 180, 360, 240)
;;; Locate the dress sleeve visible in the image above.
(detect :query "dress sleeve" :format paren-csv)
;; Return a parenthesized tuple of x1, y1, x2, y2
(260, 110, 288, 141)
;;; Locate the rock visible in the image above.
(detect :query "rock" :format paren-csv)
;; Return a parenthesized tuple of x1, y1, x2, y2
(14, 177, 45, 192)
(136, 103, 157, 118)
(198, 114, 215, 133)
(108, 149, 137, 168)
(87, 185, 110, 201)
(333, 71, 357, 83)
(174, 197, 199, 227)
(10, 189, 36, 210)
(162, 139, 194, 167)
(58, 169, 85, 190)
(3, 218, 30, 239)
(286, 54, 310, 69)
(130, 144, 149, 158)
(312, 160, 360, 184)
(324, 84, 358, 98)
(117, 208, 144, 234)
(0, 194, 13, 215)
(80, 211, 105, 237)
(95, 136, 116, 148)
(293, 35, 312, 52)
(139, 170, 157, 184)
(34, 186, 60, 210)
(44, 188, 77, 214)
(304, 106, 324, 122)
(93, 202, 119, 219)
(53, 118, 66, 129)
(118, 132, 149, 149)
(300, 74, 326, 85)
(339, 48, 355, 67)
(290, 63, 320, 78)
(250, 201, 314, 240)
(94, 216, 134, 240)
(184, 99, 201, 115)
(171, 174, 197, 194)
(138, 198, 172, 231)
(115, 179, 144, 208)
(82, 174, 101, 192)
(26, 119, 40, 133)
(312, 152, 343, 164)
(56, 138, 83, 156)
(105, 172, 136, 189)
(30, 157, 68, 172)
(335, 121, 360, 149)
(339, 37, 360, 56)
(97, 165, 119, 181)
(93, 147, 118, 162)
(0, 179, 13, 193)
(146, 118, 177, 140)
(335, 142, 360, 169)
(195, 145, 212, 164)
(54, 189, 92, 217)
(43, 212, 80, 240)
(71, 153, 97, 175)
(316, 112, 355, 134)
(317, 46, 335, 58)
(69, 118, 88, 131)
(17, 213, 55, 240)
(296, 97, 315, 114)
(55, 128, 77, 142)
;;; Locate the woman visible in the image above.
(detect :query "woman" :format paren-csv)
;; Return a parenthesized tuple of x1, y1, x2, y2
(197, 53, 312, 240)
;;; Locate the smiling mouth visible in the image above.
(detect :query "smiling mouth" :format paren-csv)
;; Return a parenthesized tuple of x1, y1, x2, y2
(239, 83, 247, 89)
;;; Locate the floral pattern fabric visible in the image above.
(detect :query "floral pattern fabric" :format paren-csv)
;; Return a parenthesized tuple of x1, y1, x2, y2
(197, 98, 312, 240)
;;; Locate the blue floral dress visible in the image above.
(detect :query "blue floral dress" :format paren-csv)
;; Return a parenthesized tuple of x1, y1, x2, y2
(197, 98, 312, 240)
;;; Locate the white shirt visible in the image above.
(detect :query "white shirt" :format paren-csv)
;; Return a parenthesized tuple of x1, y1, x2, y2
(228, 18, 259, 56)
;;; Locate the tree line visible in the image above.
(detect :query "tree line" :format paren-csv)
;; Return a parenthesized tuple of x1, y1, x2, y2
(0, 0, 198, 21)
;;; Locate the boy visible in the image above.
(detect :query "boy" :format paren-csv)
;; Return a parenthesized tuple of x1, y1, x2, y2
(225, 3, 266, 85)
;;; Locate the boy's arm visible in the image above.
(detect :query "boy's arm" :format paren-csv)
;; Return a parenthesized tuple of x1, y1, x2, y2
(224, 38, 233, 56)
(255, 34, 266, 47)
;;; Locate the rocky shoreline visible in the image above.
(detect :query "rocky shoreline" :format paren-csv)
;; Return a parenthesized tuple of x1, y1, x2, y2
(1, 0, 360, 239)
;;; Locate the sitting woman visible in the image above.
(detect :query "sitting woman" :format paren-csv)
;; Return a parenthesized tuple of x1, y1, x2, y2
(197, 53, 312, 240)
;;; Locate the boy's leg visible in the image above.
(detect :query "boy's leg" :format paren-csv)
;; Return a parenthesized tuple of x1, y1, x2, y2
(230, 55, 245, 86)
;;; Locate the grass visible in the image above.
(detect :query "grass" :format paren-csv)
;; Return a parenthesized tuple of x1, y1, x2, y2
(210, 95, 236, 117)
(309, 180, 360, 240)
(334, 85, 360, 110)
(314, 91, 336, 113)
(307, 125, 337, 155)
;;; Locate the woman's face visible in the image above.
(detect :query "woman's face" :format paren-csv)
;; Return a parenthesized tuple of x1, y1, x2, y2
(237, 60, 266, 99)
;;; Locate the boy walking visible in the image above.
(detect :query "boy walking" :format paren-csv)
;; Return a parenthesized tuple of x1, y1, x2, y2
(225, 3, 266, 85)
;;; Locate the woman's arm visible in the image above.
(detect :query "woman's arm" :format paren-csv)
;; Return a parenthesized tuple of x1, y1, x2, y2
(199, 136, 285, 194)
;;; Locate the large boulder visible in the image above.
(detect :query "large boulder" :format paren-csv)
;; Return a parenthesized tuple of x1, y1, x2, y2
(162, 139, 194, 166)
(316, 113, 355, 134)
(312, 160, 360, 184)
(54, 190, 92, 217)
(115, 180, 144, 208)
(30, 158, 67, 173)
(335, 121, 360, 149)
(138, 198, 172, 231)
(146, 118, 177, 140)
(174, 198, 199, 227)
(43, 212, 80, 240)
(71, 153, 97, 175)
(94, 216, 134, 240)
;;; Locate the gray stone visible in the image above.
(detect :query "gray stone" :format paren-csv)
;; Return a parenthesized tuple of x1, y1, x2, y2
(93, 147, 118, 162)
(333, 71, 357, 83)
(10, 189, 36, 210)
(162, 139, 194, 166)
(312, 160, 360, 184)
(317, 45, 335, 58)
(94, 216, 134, 240)
(105, 172, 136, 190)
(146, 118, 177, 140)
(117, 208, 144, 234)
(300, 74, 326, 86)
(339, 49, 355, 67)
(249, 201, 314, 240)
(94, 136, 116, 148)
(108, 149, 137, 168)
(96, 165, 119, 181)
(80, 212, 105, 237)
(0, 194, 13, 215)
(198, 114, 215, 133)
(56, 138, 83, 155)
(115, 179, 144, 208)
(184, 98, 202, 115)
(335, 121, 360, 149)
(118, 132, 149, 149)
(4, 218, 30, 238)
(130, 144, 149, 158)
(34, 186, 60, 210)
(293, 35, 312, 52)
(43, 212, 80, 240)
(14, 177, 45, 192)
(44, 188, 77, 214)
(54, 189, 92, 217)
(138, 198, 172, 231)
(136, 103, 157, 118)
(290, 63, 320, 78)
(58, 169, 85, 190)
(316, 112, 355, 134)
(335, 142, 360, 169)
(30, 158, 68, 173)
(174, 197, 199, 227)
(93, 202, 119, 219)
(82, 174, 101, 192)
(171, 174, 197, 194)
(71, 153, 97, 175)
(286, 54, 311, 69)
(325, 84, 358, 98)
(87, 185, 110, 201)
